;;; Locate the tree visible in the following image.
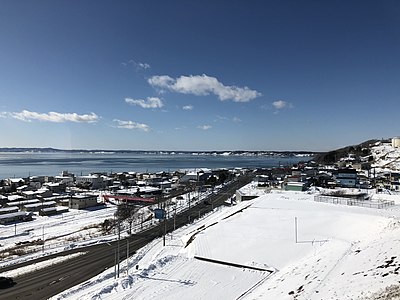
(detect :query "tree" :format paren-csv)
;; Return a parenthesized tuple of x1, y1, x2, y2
(218, 171, 228, 184)
(206, 175, 217, 186)
(115, 203, 139, 234)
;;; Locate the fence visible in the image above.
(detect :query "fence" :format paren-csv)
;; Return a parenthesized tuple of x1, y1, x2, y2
(314, 195, 395, 209)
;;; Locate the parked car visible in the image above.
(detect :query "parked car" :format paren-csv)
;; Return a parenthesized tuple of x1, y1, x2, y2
(0, 276, 15, 289)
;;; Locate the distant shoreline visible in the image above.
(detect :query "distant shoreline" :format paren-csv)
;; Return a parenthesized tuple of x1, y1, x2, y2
(0, 147, 318, 157)
(0, 151, 310, 179)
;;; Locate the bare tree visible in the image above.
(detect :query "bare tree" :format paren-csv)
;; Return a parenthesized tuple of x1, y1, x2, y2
(115, 203, 139, 234)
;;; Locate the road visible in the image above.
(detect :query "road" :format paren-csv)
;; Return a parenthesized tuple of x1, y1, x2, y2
(0, 175, 252, 300)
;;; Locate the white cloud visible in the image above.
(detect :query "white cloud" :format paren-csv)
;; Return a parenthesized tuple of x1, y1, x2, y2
(272, 100, 288, 110)
(122, 60, 151, 70)
(148, 74, 261, 102)
(125, 97, 164, 109)
(138, 62, 151, 69)
(113, 119, 150, 132)
(182, 105, 193, 111)
(272, 100, 294, 109)
(216, 115, 229, 121)
(233, 117, 242, 123)
(148, 75, 174, 89)
(3, 110, 99, 123)
(271, 100, 294, 113)
(198, 125, 212, 130)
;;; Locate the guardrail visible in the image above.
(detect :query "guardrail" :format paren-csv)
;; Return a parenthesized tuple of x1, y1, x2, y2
(314, 195, 395, 209)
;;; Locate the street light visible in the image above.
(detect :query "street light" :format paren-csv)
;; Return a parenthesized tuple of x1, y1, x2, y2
(106, 242, 117, 279)
(42, 225, 45, 253)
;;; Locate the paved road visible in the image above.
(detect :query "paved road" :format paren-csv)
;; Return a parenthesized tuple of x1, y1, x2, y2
(0, 175, 252, 300)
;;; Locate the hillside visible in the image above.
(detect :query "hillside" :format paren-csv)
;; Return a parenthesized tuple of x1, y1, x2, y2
(313, 139, 380, 164)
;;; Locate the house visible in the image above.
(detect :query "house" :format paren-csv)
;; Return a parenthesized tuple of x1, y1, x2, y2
(54, 175, 74, 186)
(39, 206, 69, 216)
(29, 176, 45, 189)
(335, 168, 358, 188)
(0, 206, 19, 215)
(34, 188, 53, 198)
(43, 182, 66, 193)
(7, 195, 25, 202)
(255, 175, 270, 187)
(389, 172, 400, 192)
(69, 194, 98, 209)
(286, 174, 306, 183)
(76, 175, 105, 189)
(235, 189, 259, 202)
(6, 178, 25, 187)
(23, 201, 57, 212)
(179, 170, 212, 185)
(0, 195, 7, 206)
(285, 182, 306, 191)
(7, 198, 40, 208)
(21, 190, 37, 199)
(392, 137, 400, 148)
(303, 167, 318, 177)
(0, 211, 33, 224)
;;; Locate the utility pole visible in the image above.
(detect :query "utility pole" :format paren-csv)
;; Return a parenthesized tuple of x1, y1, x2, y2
(127, 240, 129, 276)
(196, 172, 200, 201)
(163, 200, 167, 247)
(114, 249, 117, 279)
(188, 186, 191, 210)
(163, 216, 166, 246)
(117, 219, 120, 278)
(173, 205, 176, 231)
(42, 225, 45, 253)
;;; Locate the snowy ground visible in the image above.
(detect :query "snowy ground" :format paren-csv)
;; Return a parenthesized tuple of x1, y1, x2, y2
(46, 186, 400, 300)
(0, 188, 212, 269)
(371, 142, 400, 172)
(0, 204, 118, 268)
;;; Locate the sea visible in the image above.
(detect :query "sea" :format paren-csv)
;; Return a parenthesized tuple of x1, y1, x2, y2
(0, 152, 310, 179)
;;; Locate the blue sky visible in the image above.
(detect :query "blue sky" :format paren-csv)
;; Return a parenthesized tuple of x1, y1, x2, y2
(0, 0, 399, 151)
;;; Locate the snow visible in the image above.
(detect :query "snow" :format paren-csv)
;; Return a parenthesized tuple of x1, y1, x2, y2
(1, 252, 86, 278)
(49, 187, 400, 300)
(0, 204, 118, 269)
(371, 143, 400, 172)
(0, 189, 215, 270)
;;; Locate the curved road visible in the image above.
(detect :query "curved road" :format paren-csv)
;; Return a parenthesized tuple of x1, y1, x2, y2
(0, 175, 252, 300)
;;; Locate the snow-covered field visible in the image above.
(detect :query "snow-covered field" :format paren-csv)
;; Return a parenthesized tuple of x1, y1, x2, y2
(0, 188, 211, 269)
(0, 204, 118, 268)
(48, 187, 400, 300)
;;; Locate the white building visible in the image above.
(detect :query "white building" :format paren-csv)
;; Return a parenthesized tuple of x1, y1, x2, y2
(69, 194, 98, 209)
(392, 137, 400, 148)
(54, 175, 74, 186)
(76, 175, 104, 189)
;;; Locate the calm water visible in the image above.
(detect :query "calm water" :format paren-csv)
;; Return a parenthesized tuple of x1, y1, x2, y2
(0, 152, 309, 179)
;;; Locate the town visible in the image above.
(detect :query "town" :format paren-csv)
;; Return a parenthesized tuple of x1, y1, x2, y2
(1, 138, 400, 225)
(1, 138, 400, 299)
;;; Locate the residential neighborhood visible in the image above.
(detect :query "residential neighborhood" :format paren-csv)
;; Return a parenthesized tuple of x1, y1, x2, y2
(1, 138, 400, 226)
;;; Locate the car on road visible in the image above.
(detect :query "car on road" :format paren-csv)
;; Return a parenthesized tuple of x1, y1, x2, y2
(0, 276, 16, 289)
